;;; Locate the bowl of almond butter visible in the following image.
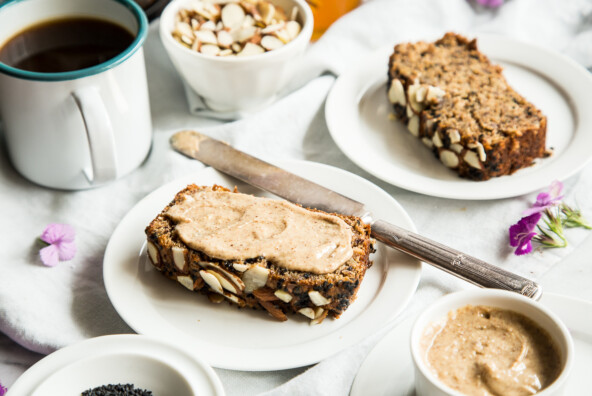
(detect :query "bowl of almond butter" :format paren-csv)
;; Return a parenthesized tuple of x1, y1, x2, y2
(159, 0, 313, 113)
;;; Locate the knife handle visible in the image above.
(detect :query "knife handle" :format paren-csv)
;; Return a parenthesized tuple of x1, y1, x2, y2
(371, 219, 543, 300)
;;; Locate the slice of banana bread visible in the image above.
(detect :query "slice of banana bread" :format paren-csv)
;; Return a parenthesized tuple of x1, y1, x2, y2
(387, 33, 548, 181)
(145, 184, 375, 323)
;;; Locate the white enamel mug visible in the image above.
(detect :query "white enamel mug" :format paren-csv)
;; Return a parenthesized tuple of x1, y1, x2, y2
(0, 0, 152, 190)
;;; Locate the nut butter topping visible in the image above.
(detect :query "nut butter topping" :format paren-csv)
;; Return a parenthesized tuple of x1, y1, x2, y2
(165, 190, 354, 274)
(421, 305, 561, 396)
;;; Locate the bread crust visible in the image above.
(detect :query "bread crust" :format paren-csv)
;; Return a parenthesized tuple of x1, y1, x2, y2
(387, 33, 548, 181)
(145, 184, 375, 322)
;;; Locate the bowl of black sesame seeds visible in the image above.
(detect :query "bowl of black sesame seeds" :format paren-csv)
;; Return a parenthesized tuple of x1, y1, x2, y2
(9, 335, 225, 396)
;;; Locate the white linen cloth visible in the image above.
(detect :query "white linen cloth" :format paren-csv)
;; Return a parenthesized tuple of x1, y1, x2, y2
(1, 0, 592, 394)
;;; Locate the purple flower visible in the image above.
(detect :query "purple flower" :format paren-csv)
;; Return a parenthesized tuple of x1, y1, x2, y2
(509, 212, 542, 255)
(475, 0, 504, 8)
(523, 180, 564, 216)
(0, 381, 6, 396)
(39, 223, 76, 267)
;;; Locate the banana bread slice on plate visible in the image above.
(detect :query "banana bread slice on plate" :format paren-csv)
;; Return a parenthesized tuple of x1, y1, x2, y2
(387, 32, 548, 181)
(145, 184, 375, 323)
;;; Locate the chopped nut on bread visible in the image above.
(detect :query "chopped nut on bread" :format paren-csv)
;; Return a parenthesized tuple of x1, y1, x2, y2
(145, 184, 375, 323)
(387, 33, 549, 181)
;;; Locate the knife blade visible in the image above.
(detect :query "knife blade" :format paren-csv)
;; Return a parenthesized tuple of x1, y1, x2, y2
(170, 130, 542, 300)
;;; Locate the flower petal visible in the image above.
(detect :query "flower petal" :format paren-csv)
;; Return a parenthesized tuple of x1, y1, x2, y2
(40, 223, 75, 244)
(57, 241, 76, 261)
(514, 232, 537, 255)
(40, 245, 60, 267)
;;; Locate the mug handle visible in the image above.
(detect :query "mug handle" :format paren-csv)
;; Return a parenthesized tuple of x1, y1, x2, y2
(72, 86, 118, 184)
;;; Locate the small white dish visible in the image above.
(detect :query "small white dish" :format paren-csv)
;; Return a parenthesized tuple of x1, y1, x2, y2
(351, 293, 591, 396)
(410, 290, 574, 396)
(325, 35, 592, 200)
(103, 159, 421, 371)
(7, 334, 225, 396)
(159, 0, 313, 113)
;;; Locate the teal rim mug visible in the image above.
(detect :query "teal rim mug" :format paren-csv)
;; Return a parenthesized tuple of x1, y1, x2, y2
(0, 0, 152, 190)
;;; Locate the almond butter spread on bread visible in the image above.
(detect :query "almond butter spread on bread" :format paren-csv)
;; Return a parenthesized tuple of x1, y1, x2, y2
(145, 184, 375, 322)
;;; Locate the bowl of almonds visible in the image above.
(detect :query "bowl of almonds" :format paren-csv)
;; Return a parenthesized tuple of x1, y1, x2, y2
(160, 0, 313, 112)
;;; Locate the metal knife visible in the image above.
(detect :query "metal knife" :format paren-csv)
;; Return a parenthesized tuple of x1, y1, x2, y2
(170, 130, 543, 300)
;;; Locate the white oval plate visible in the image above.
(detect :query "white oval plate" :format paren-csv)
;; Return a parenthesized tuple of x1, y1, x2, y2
(350, 293, 592, 396)
(326, 35, 592, 200)
(8, 334, 225, 396)
(103, 160, 421, 371)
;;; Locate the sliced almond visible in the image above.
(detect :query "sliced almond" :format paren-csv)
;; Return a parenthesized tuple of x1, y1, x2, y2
(450, 143, 464, 154)
(432, 132, 443, 148)
(206, 269, 237, 294)
(422, 137, 434, 148)
(232, 26, 257, 43)
(463, 150, 482, 169)
(448, 129, 461, 144)
(407, 115, 420, 137)
(426, 85, 446, 102)
(243, 265, 269, 293)
(200, 262, 245, 291)
(285, 20, 301, 40)
(200, 20, 217, 31)
(415, 85, 428, 103)
(237, 42, 264, 56)
(200, 44, 221, 56)
(175, 21, 194, 38)
(177, 275, 195, 290)
(217, 30, 234, 47)
(261, 22, 284, 34)
(221, 3, 245, 29)
(147, 242, 159, 265)
(274, 289, 293, 303)
(223, 291, 245, 306)
(472, 142, 487, 161)
(233, 263, 249, 272)
(308, 291, 331, 306)
(195, 30, 218, 45)
(172, 246, 186, 270)
(200, 270, 224, 294)
(257, 1, 275, 24)
(440, 149, 459, 168)
(298, 307, 316, 319)
(388, 79, 406, 106)
(261, 35, 284, 50)
(311, 308, 328, 325)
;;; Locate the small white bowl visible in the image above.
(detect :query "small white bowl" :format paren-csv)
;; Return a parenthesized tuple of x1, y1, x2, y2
(410, 289, 574, 396)
(159, 0, 313, 113)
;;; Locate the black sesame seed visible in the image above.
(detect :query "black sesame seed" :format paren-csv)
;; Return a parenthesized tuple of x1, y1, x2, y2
(81, 383, 153, 396)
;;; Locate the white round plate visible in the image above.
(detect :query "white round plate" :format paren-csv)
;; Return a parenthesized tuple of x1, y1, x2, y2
(7, 334, 225, 396)
(326, 35, 592, 200)
(103, 160, 421, 371)
(350, 293, 592, 396)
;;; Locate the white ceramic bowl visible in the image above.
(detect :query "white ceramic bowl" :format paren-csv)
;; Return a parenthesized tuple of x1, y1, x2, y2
(159, 0, 313, 112)
(410, 290, 574, 396)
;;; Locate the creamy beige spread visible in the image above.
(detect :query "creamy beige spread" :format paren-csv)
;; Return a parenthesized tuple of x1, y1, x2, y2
(165, 190, 354, 274)
(421, 305, 561, 396)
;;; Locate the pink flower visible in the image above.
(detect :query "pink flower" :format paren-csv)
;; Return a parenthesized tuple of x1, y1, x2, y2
(39, 223, 76, 267)
(509, 213, 542, 255)
(523, 180, 564, 216)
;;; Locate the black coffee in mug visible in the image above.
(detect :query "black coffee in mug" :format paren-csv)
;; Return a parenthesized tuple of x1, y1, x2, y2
(0, 17, 135, 73)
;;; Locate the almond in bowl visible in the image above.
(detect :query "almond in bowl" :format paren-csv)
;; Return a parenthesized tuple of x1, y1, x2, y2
(159, 0, 313, 112)
(410, 290, 574, 396)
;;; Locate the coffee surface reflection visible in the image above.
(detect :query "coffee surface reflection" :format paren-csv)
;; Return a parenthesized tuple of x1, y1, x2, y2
(0, 17, 135, 73)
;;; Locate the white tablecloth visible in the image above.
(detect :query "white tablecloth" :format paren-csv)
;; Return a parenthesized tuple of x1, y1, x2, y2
(2, 0, 592, 394)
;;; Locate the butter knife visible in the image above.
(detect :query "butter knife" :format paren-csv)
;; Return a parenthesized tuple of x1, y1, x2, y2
(170, 130, 542, 300)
